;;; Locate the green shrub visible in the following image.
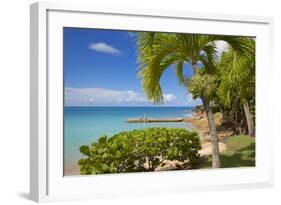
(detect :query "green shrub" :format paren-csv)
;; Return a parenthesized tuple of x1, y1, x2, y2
(78, 127, 201, 175)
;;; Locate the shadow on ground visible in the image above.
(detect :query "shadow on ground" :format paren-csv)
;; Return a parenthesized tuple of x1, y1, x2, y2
(199, 142, 255, 168)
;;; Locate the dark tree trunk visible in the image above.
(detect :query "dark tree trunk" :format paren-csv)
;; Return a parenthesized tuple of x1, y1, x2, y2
(243, 100, 255, 137)
(202, 98, 221, 168)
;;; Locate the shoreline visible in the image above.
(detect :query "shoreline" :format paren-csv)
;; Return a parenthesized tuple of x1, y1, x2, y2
(184, 111, 229, 156)
(184, 111, 234, 143)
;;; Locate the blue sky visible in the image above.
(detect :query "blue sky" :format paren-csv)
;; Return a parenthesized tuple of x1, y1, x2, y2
(64, 27, 202, 107)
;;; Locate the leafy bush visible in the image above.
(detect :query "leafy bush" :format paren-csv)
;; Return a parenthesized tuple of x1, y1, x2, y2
(78, 127, 201, 175)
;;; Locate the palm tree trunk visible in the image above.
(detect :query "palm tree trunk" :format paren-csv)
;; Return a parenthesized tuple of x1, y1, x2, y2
(243, 100, 255, 137)
(202, 98, 221, 168)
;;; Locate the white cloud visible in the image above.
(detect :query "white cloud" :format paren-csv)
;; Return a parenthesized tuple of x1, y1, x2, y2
(163, 94, 176, 102)
(214, 40, 229, 58)
(65, 87, 176, 106)
(89, 42, 121, 55)
(184, 92, 202, 106)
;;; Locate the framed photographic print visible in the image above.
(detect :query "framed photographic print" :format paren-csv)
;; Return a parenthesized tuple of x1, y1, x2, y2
(30, 2, 274, 202)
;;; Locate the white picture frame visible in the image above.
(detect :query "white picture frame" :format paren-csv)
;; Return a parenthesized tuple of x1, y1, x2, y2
(30, 2, 274, 202)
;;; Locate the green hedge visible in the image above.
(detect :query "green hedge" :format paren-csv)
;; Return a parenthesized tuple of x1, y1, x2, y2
(78, 127, 201, 175)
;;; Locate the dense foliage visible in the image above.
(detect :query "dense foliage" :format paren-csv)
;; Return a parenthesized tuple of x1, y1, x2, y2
(215, 45, 255, 135)
(78, 127, 201, 175)
(188, 69, 217, 101)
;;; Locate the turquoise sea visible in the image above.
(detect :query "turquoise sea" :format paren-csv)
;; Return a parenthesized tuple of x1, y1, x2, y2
(64, 106, 195, 167)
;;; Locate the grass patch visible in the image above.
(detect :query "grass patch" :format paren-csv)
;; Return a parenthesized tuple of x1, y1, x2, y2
(200, 135, 255, 168)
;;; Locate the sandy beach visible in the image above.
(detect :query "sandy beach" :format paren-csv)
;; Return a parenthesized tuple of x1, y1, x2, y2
(185, 111, 234, 142)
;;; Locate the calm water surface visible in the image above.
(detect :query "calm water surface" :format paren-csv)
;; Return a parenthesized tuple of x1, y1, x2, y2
(64, 106, 195, 166)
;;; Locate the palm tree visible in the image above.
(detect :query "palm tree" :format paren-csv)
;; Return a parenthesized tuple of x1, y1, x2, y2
(137, 33, 221, 168)
(217, 38, 255, 136)
(136, 33, 255, 168)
